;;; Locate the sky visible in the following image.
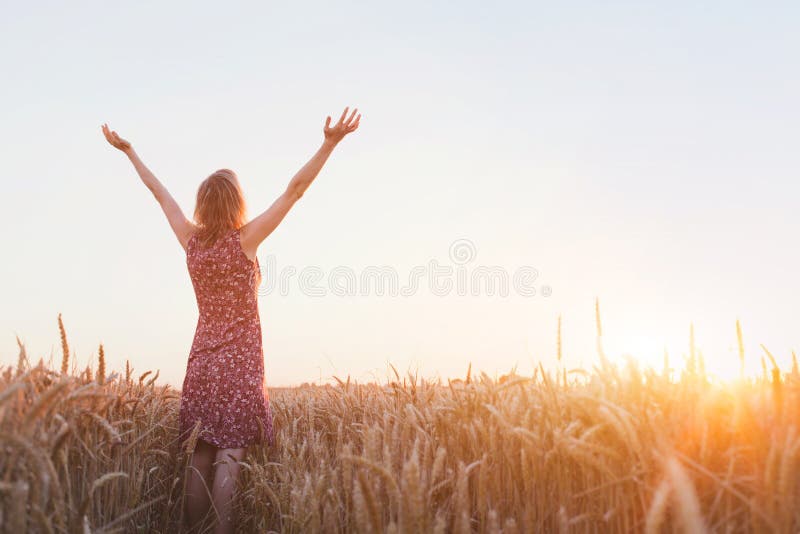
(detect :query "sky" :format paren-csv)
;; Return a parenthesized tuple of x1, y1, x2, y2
(1, 1, 798, 388)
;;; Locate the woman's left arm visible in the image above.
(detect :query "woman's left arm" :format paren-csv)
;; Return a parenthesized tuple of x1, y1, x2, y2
(239, 107, 361, 257)
(102, 124, 196, 250)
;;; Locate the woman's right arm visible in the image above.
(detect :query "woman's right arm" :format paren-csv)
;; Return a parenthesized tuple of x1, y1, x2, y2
(102, 124, 196, 250)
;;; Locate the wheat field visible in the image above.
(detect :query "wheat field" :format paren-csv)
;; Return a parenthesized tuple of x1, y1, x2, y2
(1, 313, 798, 533)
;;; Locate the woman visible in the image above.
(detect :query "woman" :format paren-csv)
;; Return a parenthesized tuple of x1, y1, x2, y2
(101, 107, 361, 533)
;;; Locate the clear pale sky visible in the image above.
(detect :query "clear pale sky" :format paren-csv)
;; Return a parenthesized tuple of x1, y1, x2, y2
(2, 1, 798, 387)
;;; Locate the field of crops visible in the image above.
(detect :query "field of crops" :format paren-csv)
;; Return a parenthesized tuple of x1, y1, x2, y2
(1, 315, 799, 533)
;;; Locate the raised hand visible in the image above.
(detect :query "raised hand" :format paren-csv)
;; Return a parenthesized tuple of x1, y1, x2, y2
(323, 107, 361, 144)
(101, 123, 132, 153)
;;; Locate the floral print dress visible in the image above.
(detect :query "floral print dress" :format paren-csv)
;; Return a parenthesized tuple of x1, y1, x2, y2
(178, 228, 274, 449)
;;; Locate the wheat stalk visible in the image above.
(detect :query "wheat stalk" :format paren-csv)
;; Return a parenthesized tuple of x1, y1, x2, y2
(736, 319, 745, 379)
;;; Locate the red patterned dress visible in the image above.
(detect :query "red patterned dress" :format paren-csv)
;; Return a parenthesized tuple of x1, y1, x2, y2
(178, 227, 274, 449)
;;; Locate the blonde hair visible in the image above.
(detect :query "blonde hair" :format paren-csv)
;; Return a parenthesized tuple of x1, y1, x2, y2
(193, 169, 247, 248)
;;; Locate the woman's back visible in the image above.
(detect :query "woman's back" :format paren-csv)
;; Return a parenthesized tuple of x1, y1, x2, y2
(186, 228, 262, 355)
(180, 227, 272, 449)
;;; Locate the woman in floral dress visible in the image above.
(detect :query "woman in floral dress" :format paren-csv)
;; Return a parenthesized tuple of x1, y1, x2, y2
(102, 107, 361, 533)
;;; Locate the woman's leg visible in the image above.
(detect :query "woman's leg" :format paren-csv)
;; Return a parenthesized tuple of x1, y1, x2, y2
(185, 438, 217, 532)
(211, 447, 247, 534)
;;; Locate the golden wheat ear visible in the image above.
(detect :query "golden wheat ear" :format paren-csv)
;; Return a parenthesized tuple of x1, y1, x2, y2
(15, 335, 28, 376)
(97, 343, 106, 386)
(57, 313, 70, 375)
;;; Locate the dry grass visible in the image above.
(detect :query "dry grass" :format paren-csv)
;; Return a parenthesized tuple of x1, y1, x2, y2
(1, 316, 800, 533)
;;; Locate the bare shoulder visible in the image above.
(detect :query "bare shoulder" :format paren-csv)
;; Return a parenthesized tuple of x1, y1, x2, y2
(181, 224, 200, 251)
(238, 221, 254, 245)
(238, 223, 259, 262)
